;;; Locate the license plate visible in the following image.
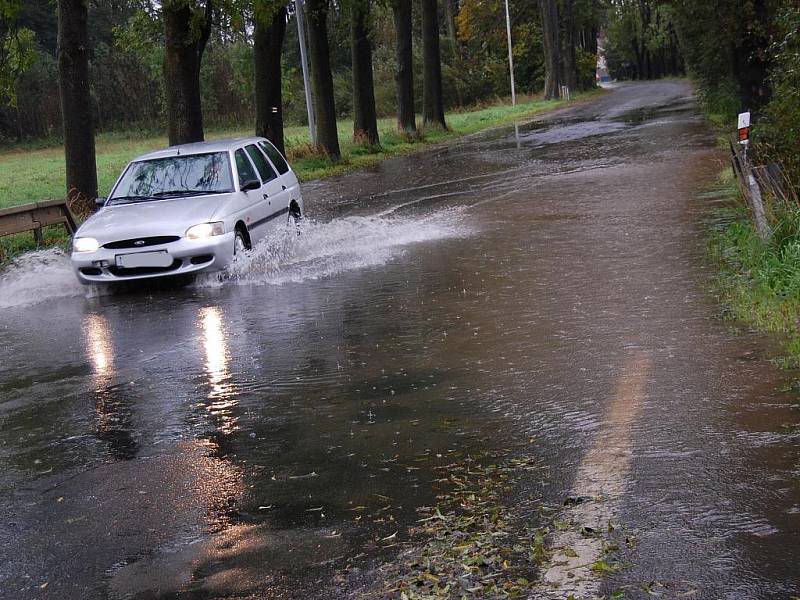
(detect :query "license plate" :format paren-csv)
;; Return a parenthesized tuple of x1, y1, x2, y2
(115, 251, 173, 268)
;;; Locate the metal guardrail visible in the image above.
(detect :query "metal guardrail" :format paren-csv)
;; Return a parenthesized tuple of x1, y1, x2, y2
(0, 199, 77, 244)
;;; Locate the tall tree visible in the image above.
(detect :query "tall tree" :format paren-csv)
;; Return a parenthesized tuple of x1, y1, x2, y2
(254, 1, 287, 154)
(350, 0, 379, 147)
(421, 0, 446, 128)
(57, 0, 97, 211)
(305, 0, 340, 159)
(560, 0, 577, 91)
(539, 0, 561, 99)
(578, 1, 600, 91)
(392, 0, 416, 134)
(442, 0, 458, 52)
(163, 0, 212, 146)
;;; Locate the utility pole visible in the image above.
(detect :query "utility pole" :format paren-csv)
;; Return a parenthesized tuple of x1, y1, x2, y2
(504, 0, 516, 106)
(294, 0, 317, 145)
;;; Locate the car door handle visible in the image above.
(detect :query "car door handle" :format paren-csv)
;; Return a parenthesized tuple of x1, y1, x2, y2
(281, 185, 287, 191)
(263, 193, 269, 199)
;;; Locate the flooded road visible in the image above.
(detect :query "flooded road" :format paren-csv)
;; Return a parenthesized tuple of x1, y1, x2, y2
(1, 81, 799, 599)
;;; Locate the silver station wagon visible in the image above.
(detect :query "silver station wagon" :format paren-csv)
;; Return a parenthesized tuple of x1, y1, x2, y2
(70, 137, 304, 284)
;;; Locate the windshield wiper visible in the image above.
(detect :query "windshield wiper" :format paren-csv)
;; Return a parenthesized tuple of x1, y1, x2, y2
(151, 189, 226, 198)
(107, 194, 160, 205)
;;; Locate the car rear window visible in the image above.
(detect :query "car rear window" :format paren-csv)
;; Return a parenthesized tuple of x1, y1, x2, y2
(235, 149, 258, 185)
(245, 144, 277, 183)
(258, 141, 290, 175)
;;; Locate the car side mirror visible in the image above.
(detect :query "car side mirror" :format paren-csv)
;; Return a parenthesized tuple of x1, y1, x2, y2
(94, 196, 107, 208)
(240, 179, 260, 192)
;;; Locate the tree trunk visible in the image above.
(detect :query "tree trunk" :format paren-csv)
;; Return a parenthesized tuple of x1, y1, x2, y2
(668, 26, 681, 75)
(421, 0, 446, 128)
(560, 0, 577, 92)
(351, 0, 379, 147)
(735, 0, 771, 108)
(443, 0, 458, 55)
(582, 26, 598, 89)
(392, 0, 416, 134)
(632, 36, 644, 79)
(163, 0, 212, 146)
(254, 4, 287, 154)
(637, 0, 651, 79)
(539, 0, 561, 99)
(305, 0, 340, 160)
(57, 0, 97, 212)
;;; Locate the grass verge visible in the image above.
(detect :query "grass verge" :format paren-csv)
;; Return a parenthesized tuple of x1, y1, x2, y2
(0, 90, 604, 264)
(707, 171, 800, 368)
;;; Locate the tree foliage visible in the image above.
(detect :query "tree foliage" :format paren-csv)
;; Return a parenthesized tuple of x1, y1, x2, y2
(756, 5, 800, 188)
(457, 0, 544, 98)
(0, 0, 36, 107)
(604, 0, 682, 81)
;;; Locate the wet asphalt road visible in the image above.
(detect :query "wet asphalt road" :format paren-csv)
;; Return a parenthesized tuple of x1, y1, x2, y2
(1, 80, 799, 599)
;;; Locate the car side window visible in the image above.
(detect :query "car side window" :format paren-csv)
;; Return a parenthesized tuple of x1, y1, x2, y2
(245, 144, 277, 183)
(235, 149, 258, 186)
(258, 141, 290, 175)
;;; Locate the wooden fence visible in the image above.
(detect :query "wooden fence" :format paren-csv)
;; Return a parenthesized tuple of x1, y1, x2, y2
(729, 137, 798, 241)
(0, 199, 77, 245)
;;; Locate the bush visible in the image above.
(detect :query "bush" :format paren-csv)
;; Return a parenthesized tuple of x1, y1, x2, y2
(756, 6, 800, 191)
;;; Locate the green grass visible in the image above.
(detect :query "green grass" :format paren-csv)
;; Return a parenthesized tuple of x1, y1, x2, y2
(0, 90, 603, 261)
(708, 172, 800, 367)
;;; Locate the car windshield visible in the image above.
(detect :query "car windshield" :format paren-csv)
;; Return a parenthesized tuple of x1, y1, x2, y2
(109, 152, 233, 204)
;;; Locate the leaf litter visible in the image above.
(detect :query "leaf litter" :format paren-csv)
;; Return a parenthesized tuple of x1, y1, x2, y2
(357, 451, 552, 599)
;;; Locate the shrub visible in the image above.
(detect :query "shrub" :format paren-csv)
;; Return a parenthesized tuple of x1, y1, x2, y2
(756, 6, 800, 191)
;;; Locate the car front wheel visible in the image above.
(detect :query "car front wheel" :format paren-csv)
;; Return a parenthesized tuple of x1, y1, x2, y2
(233, 228, 248, 258)
(288, 201, 302, 235)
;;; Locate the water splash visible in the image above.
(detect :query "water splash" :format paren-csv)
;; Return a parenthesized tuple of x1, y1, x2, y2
(217, 210, 469, 287)
(0, 249, 90, 309)
(0, 211, 470, 307)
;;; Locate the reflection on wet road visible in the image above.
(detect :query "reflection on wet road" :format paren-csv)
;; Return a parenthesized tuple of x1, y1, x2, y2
(1, 81, 799, 599)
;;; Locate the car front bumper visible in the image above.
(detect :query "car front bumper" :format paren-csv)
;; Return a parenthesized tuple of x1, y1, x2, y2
(71, 232, 235, 284)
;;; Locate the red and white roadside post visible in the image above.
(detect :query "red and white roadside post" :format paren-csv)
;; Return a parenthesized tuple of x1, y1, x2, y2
(738, 111, 751, 158)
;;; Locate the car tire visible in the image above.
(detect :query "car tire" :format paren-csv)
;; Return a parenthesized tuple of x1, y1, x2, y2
(288, 201, 302, 235)
(234, 228, 248, 258)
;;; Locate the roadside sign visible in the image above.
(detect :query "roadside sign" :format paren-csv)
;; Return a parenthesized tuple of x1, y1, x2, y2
(738, 111, 751, 130)
(738, 111, 751, 145)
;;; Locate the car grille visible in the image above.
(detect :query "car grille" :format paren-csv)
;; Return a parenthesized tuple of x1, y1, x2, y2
(108, 259, 183, 277)
(103, 236, 180, 249)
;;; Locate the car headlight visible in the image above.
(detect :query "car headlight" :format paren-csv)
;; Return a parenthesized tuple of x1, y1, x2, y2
(186, 222, 225, 240)
(73, 237, 99, 253)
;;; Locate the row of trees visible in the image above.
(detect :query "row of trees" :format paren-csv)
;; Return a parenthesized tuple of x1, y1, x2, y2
(604, 0, 683, 81)
(538, 0, 602, 98)
(1, 0, 604, 210)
